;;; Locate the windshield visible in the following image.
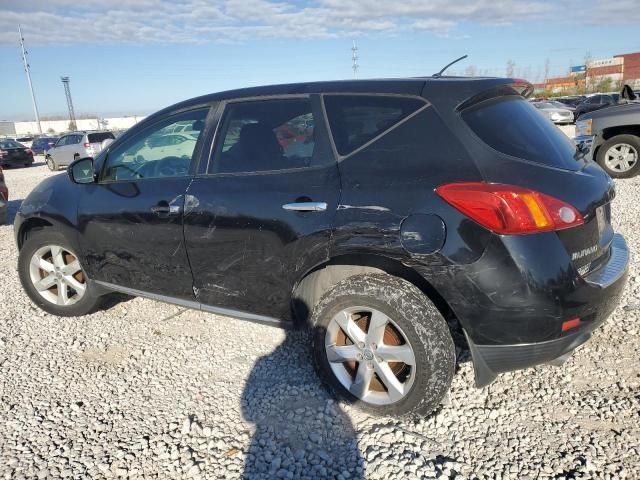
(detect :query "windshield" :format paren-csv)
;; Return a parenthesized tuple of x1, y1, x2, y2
(462, 96, 581, 171)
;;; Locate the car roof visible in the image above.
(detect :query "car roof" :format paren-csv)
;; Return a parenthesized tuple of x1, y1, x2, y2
(149, 77, 518, 121)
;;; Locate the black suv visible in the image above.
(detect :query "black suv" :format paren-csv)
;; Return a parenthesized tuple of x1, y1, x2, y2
(14, 78, 628, 418)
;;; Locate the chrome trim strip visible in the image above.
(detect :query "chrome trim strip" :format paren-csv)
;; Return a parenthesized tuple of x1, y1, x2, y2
(584, 234, 629, 289)
(93, 280, 284, 325)
(282, 201, 327, 212)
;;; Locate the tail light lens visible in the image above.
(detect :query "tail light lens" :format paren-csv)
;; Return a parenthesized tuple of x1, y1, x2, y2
(25, 149, 33, 155)
(84, 143, 91, 148)
(435, 182, 583, 235)
(0, 150, 7, 158)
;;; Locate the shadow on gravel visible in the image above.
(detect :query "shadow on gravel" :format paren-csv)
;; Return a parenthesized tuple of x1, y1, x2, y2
(241, 329, 365, 479)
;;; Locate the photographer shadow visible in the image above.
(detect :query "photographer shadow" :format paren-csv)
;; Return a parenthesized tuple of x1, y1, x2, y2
(241, 327, 365, 479)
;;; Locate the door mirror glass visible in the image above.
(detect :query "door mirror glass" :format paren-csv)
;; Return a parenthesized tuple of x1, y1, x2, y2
(68, 157, 95, 184)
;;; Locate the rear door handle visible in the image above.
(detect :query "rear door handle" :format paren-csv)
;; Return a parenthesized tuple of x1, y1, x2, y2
(282, 202, 327, 212)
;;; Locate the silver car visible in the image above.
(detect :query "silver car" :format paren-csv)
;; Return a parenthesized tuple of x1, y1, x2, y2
(45, 131, 115, 171)
(532, 101, 574, 125)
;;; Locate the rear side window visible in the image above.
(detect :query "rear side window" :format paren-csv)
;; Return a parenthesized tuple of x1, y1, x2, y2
(462, 96, 580, 171)
(88, 132, 115, 143)
(213, 98, 317, 174)
(324, 95, 425, 156)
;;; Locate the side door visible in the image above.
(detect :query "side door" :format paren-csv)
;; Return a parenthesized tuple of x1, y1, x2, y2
(77, 107, 211, 301)
(184, 96, 340, 321)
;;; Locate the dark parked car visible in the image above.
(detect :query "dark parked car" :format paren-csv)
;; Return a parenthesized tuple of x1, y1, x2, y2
(0, 166, 7, 224)
(0, 139, 34, 168)
(14, 78, 628, 418)
(555, 96, 586, 108)
(31, 137, 60, 155)
(575, 102, 640, 178)
(574, 94, 621, 120)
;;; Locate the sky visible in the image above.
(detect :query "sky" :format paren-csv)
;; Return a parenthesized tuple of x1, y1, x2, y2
(1, 0, 639, 121)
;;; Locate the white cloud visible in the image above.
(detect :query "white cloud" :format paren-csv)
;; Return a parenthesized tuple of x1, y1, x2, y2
(0, 0, 632, 46)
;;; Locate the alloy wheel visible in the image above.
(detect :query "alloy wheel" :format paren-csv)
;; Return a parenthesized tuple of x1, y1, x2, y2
(325, 306, 416, 405)
(604, 143, 638, 173)
(29, 245, 86, 306)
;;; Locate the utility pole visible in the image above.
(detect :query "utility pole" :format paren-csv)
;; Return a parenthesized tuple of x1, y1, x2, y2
(351, 40, 359, 79)
(61, 76, 77, 131)
(18, 25, 42, 134)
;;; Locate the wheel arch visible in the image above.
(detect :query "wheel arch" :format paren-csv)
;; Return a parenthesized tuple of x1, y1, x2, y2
(601, 125, 640, 141)
(291, 253, 455, 328)
(17, 218, 54, 250)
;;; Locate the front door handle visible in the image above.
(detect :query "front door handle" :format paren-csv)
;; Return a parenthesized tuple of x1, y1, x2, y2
(282, 202, 327, 212)
(151, 203, 181, 215)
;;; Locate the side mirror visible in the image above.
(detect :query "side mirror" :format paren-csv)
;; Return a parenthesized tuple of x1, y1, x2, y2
(68, 157, 95, 184)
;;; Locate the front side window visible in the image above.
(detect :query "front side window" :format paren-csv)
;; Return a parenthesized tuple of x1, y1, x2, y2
(213, 98, 316, 174)
(101, 108, 208, 182)
(323, 95, 426, 156)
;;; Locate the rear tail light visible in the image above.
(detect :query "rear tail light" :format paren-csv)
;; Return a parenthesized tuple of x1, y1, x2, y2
(84, 143, 91, 148)
(0, 150, 6, 158)
(25, 149, 33, 155)
(435, 182, 584, 235)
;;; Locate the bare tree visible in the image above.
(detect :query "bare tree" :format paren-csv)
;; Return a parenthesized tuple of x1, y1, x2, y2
(544, 58, 550, 82)
(506, 59, 515, 78)
(464, 65, 477, 77)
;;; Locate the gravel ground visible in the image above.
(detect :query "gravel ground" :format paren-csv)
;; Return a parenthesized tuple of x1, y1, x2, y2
(0, 156, 638, 479)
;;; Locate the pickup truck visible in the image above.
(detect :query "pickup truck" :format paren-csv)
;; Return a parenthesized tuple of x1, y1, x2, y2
(575, 102, 640, 178)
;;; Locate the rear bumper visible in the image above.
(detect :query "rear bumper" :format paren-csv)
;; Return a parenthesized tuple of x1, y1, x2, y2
(464, 234, 629, 387)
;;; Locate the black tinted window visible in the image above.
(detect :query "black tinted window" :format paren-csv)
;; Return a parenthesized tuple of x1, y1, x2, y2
(324, 95, 425, 156)
(213, 99, 316, 174)
(88, 132, 115, 143)
(462, 96, 580, 171)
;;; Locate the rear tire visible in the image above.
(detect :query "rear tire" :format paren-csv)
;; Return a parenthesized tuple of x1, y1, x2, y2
(596, 134, 640, 178)
(18, 229, 103, 317)
(46, 156, 57, 171)
(311, 273, 455, 418)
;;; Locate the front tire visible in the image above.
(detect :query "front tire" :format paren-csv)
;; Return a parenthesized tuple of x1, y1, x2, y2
(596, 134, 640, 178)
(46, 156, 57, 171)
(312, 273, 455, 418)
(18, 229, 103, 316)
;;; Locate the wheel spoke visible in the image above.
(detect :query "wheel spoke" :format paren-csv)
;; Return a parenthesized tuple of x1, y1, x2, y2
(620, 145, 629, 155)
(31, 256, 55, 272)
(376, 344, 415, 365)
(366, 310, 388, 346)
(326, 344, 360, 363)
(63, 275, 86, 295)
(374, 362, 405, 402)
(61, 260, 81, 276)
(349, 363, 374, 399)
(50, 246, 65, 269)
(34, 274, 56, 291)
(334, 311, 366, 344)
(56, 280, 70, 305)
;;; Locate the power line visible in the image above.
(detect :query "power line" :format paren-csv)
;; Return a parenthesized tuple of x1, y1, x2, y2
(351, 40, 359, 79)
(61, 76, 77, 131)
(18, 25, 42, 134)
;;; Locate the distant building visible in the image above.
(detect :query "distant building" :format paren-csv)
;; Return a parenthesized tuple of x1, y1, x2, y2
(539, 51, 640, 94)
(0, 121, 16, 137)
(7, 116, 146, 136)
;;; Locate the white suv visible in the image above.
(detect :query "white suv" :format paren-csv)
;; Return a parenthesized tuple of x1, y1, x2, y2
(45, 131, 115, 170)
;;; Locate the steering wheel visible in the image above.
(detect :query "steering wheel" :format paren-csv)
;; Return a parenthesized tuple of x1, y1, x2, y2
(157, 156, 188, 177)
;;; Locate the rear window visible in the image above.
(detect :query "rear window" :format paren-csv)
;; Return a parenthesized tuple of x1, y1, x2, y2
(462, 96, 580, 171)
(324, 95, 425, 156)
(0, 140, 23, 149)
(88, 132, 115, 143)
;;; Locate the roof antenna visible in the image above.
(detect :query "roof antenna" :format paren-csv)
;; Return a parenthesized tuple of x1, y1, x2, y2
(433, 54, 468, 77)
